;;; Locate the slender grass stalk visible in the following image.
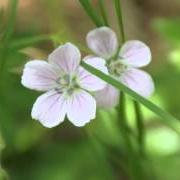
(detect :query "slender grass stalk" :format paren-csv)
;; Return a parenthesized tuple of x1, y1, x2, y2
(117, 93, 143, 180)
(134, 101, 145, 156)
(114, 0, 145, 159)
(9, 34, 51, 50)
(98, 0, 109, 26)
(113, 0, 144, 179)
(2, 0, 18, 42)
(113, 0, 125, 43)
(79, 0, 103, 27)
(0, 0, 18, 76)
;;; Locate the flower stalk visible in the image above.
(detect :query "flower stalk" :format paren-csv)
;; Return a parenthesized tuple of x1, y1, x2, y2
(79, 0, 103, 27)
(134, 101, 145, 156)
(114, 0, 145, 158)
(113, 0, 144, 179)
(98, 0, 109, 26)
(113, 0, 125, 44)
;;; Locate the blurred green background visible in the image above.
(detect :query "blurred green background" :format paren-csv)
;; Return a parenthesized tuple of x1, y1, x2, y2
(0, 0, 180, 179)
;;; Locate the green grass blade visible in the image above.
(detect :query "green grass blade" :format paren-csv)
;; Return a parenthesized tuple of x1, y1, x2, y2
(0, 0, 18, 77)
(113, 0, 125, 43)
(81, 61, 180, 133)
(2, 0, 18, 42)
(79, 0, 104, 27)
(9, 34, 51, 50)
(98, 0, 109, 26)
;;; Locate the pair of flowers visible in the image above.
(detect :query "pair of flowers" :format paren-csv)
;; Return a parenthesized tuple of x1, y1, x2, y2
(21, 27, 154, 128)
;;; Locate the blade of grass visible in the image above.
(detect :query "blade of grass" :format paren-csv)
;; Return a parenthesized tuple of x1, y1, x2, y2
(2, 0, 18, 42)
(134, 101, 145, 156)
(113, 0, 125, 43)
(118, 93, 143, 180)
(0, 0, 18, 75)
(9, 34, 51, 50)
(79, 0, 104, 27)
(98, 0, 109, 26)
(81, 61, 180, 134)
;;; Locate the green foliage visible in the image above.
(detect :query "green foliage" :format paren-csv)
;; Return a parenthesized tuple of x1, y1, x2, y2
(153, 18, 180, 45)
(79, 0, 104, 27)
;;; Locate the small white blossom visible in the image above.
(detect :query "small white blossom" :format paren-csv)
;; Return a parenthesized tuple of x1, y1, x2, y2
(87, 27, 155, 108)
(21, 43, 108, 127)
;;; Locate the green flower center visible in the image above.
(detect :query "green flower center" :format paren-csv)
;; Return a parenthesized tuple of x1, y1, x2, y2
(57, 74, 80, 96)
(108, 59, 127, 77)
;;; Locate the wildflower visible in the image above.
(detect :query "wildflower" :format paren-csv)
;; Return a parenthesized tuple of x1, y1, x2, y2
(86, 27, 155, 108)
(21, 43, 108, 127)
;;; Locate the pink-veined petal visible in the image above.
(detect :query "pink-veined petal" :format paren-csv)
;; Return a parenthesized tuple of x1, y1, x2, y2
(48, 43, 81, 73)
(95, 85, 120, 108)
(21, 60, 59, 91)
(120, 68, 155, 98)
(67, 90, 96, 127)
(31, 90, 67, 128)
(119, 40, 151, 67)
(86, 27, 118, 59)
(78, 57, 108, 91)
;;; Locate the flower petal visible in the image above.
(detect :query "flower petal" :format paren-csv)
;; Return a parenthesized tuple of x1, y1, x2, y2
(120, 68, 155, 97)
(86, 27, 118, 59)
(78, 57, 108, 91)
(67, 90, 96, 127)
(119, 40, 151, 67)
(95, 85, 120, 108)
(21, 60, 59, 91)
(31, 90, 67, 128)
(48, 43, 81, 73)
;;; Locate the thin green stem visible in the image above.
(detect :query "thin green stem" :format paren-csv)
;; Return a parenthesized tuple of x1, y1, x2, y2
(113, 0, 125, 43)
(134, 101, 145, 157)
(79, 0, 103, 27)
(0, 0, 18, 78)
(98, 0, 109, 26)
(118, 93, 142, 180)
(117, 93, 132, 175)
(114, 0, 146, 159)
(113, 0, 144, 178)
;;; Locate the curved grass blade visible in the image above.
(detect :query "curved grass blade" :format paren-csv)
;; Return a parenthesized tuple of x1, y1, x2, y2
(9, 34, 51, 50)
(81, 61, 180, 133)
(79, 0, 104, 27)
(98, 0, 109, 26)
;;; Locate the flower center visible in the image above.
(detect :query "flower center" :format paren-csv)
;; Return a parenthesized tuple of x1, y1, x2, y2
(57, 74, 80, 96)
(108, 59, 127, 77)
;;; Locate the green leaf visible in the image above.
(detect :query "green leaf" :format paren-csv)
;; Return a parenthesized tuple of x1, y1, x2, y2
(98, 0, 109, 26)
(79, 0, 104, 27)
(9, 34, 51, 50)
(81, 61, 180, 133)
(2, 0, 18, 43)
(113, 0, 125, 43)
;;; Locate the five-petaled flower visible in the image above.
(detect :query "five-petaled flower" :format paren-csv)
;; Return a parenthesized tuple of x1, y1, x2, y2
(21, 43, 108, 128)
(86, 27, 155, 108)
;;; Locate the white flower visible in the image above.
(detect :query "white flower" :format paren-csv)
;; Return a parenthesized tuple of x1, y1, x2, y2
(21, 43, 108, 128)
(86, 27, 155, 108)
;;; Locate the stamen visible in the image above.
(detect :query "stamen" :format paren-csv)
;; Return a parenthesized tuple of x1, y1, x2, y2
(57, 74, 80, 96)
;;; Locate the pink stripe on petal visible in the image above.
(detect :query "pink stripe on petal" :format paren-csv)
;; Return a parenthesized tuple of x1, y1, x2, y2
(87, 27, 118, 59)
(31, 90, 67, 128)
(78, 57, 108, 91)
(119, 40, 151, 68)
(48, 43, 81, 73)
(95, 85, 120, 108)
(120, 68, 155, 98)
(67, 90, 96, 127)
(21, 60, 60, 91)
